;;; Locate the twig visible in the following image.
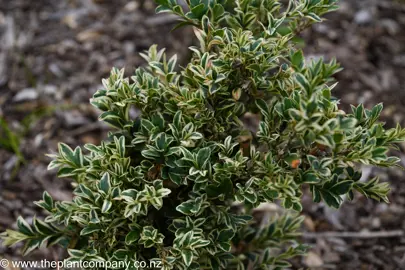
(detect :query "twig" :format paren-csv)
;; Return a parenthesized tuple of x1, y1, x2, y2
(145, 14, 179, 26)
(302, 230, 403, 239)
(66, 122, 104, 137)
(310, 264, 336, 269)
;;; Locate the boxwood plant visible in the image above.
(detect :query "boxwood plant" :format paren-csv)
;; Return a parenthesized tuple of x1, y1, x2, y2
(3, 0, 405, 269)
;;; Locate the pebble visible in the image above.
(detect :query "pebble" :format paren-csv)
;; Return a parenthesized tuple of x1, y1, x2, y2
(21, 207, 36, 216)
(63, 110, 90, 127)
(42, 84, 58, 95)
(34, 133, 44, 147)
(2, 190, 17, 200)
(375, 203, 389, 214)
(124, 1, 139, 12)
(48, 63, 65, 78)
(3, 156, 19, 171)
(371, 217, 381, 229)
(12, 88, 38, 102)
(380, 19, 400, 35)
(323, 251, 340, 263)
(2, 198, 23, 210)
(354, 10, 373, 25)
(304, 251, 324, 267)
(304, 215, 316, 232)
(76, 29, 103, 42)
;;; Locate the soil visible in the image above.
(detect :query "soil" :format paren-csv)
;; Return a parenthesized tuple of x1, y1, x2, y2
(1, 0, 405, 269)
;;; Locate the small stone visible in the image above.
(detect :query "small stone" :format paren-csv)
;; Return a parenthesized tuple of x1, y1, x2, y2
(354, 10, 372, 25)
(2, 199, 22, 210)
(76, 29, 102, 42)
(323, 251, 340, 263)
(62, 13, 79, 29)
(42, 84, 58, 95)
(63, 110, 90, 127)
(1, 190, 17, 200)
(371, 217, 381, 229)
(304, 215, 316, 232)
(375, 203, 389, 214)
(380, 19, 400, 35)
(304, 251, 324, 267)
(48, 63, 64, 78)
(3, 156, 18, 171)
(328, 237, 347, 248)
(12, 88, 38, 102)
(123, 41, 135, 55)
(80, 134, 100, 145)
(22, 207, 36, 216)
(124, 1, 139, 12)
(34, 133, 44, 147)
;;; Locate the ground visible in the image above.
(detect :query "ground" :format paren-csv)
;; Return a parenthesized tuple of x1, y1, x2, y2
(0, 0, 405, 269)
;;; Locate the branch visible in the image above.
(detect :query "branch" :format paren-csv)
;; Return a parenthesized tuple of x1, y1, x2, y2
(302, 230, 403, 239)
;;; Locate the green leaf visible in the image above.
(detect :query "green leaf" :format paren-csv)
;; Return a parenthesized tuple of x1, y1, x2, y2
(80, 225, 101, 236)
(212, 4, 225, 21)
(101, 200, 112, 213)
(320, 190, 340, 208)
(34, 191, 54, 212)
(372, 147, 388, 159)
(289, 109, 302, 121)
(176, 196, 206, 215)
(196, 147, 210, 168)
(22, 239, 41, 255)
(206, 177, 233, 198)
(99, 111, 123, 129)
(217, 229, 234, 242)
(340, 118, 357, 130)
(77, 184, 95, 201)
(243, 190, 257, 203)
(173, 110, 182, 128)
(43, 191, 54, 209)
(330, 180, 353, 195)
(217, 241, 231, 252)
(99, 172, 111, 194)
(112, 249, 129, 260)
(58, 143, 76, 164)
(292, 201, 303, 212)
(68, 249, 85, 258)
(89, 209, 100, 224)
(169, 172, 184, 185)
(125, 230, 141, 245)
(180, 231, 193, 247)
(17, 217, 34, 236)
(182, 249, 194, 266)
(306, 12, 322, 22)
(115, 136, 126, 157)
(256, 99, 270, 119)
(302, 173, 318, 183)
(33, 218, 56, 235)
(291, 50, 304, 69)
(295, 73, 311, 95)
(57, 167, 76, 178)
(191, 3, 207, 19)
(191, 238, 210, 249)
(172, 20, 195, 31)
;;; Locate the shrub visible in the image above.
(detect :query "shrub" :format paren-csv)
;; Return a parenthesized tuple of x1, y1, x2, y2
(2, 0, 405, 269)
